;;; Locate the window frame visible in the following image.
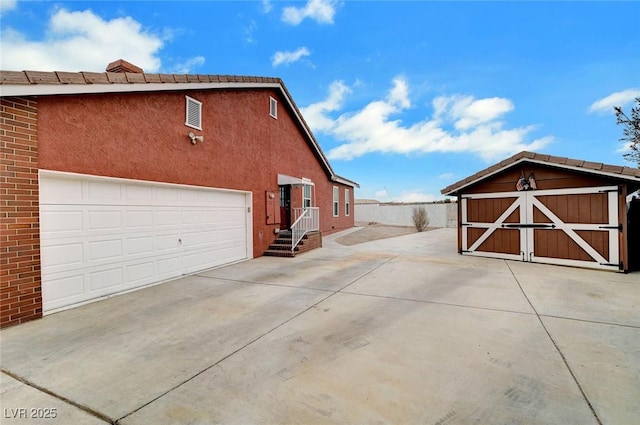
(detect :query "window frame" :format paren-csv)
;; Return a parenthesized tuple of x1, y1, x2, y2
(269, 96, 278, 119)
(345, 189, 350, 216)
(333, 186, 339, 217)
(303, 185, 312, 209)
(185, 95, 203, 130)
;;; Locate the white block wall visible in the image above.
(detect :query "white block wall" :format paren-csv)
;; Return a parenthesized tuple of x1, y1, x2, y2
(355, 203, 457, 228)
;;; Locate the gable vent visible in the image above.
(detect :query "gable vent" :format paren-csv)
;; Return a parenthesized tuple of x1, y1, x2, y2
(185, 96, 202, 130)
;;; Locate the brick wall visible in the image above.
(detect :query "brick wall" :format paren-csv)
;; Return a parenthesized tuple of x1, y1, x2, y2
(1, 97, 42, 328)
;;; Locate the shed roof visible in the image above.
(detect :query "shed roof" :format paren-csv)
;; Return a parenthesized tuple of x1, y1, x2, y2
(441, 151, 640, 195)
(0, 67, 358, 188)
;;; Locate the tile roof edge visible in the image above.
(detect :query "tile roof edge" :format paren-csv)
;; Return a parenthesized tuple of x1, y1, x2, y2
(441, 151, 640, 195)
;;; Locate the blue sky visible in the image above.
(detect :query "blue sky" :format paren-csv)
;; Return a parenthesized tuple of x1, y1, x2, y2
(1, 1, 639, 201)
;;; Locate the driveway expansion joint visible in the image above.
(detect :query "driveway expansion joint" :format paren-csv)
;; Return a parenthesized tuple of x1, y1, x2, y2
(506, 262, 604, 425)
(1, 369, 115, 424)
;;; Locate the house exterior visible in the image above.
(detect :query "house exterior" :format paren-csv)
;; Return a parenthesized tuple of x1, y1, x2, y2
(441, 151, 640, 272)
(0, 60, 358, 327)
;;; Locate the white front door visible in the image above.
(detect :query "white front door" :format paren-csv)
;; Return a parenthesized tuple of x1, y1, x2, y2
(39, 171, 253, 312)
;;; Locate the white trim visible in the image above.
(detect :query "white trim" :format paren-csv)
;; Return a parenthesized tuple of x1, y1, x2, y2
(269, 96, 278, 119)
(461, 197, 468, 251)
(0, 81, 282, 97)
(39, 169, 252, 198)
(185, 95, 202, 130)
(345, 189, 351, 216)
(332, 186, 339, 217)
(467, 196, 523, 252)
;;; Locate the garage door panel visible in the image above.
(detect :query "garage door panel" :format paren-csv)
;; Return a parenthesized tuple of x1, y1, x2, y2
(42, 274, 85, 309)
(89, 267, 124, 291)
(40, 208, 83, 235)
(42, 242, 84, 269)
(462, 186, 619, 270)
(88, 210, 122, 231)
(477, 229, 520, 255)
(40, 172, 251, 312)
(89, 239, 123, 261)
(126, 261, 155, 283)
(126, 210, 154, 228)
(126, 236, 154, 255)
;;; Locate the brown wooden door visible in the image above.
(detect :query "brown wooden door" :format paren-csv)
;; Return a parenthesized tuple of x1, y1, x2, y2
(461, 186, 620, 270)
(279, 185, 291, 230)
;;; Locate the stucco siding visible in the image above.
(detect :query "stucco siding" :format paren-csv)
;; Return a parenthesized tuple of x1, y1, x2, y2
(36, 89, 354, 257)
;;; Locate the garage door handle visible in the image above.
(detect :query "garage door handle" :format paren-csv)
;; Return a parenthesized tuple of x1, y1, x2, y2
(599, 224, 622, 231)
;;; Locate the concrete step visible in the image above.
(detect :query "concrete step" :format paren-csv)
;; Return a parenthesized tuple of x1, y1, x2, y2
(263, 249, 296, 258)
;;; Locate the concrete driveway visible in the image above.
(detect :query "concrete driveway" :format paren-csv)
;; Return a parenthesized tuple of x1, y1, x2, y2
(1, 228, 638, 425)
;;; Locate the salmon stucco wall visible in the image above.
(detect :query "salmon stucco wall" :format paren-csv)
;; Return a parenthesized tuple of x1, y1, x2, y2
(36, 89, 355, 256)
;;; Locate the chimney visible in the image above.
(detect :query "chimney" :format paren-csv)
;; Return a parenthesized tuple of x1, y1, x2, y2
(106, 59, 144, 74)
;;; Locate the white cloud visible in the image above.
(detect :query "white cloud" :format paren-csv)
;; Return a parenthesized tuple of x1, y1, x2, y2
(300, 81, 351, 132)
(589, 89, 640, 114)
(262, 0, 273, 13)
(438, 172, 455, 180)
(0, 8, 164, 72)
(615, 141, 634, 154)
(170, 56, 205, 74)
(271, 47, 311, 67)
(282, 0, 337, 25)
(302, 76, 552, 162)
(0, 0, 17, 15)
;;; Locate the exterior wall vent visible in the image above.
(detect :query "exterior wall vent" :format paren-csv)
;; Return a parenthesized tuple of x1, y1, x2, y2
(270, 97, 278, 119)
(185, 96, 202, 130)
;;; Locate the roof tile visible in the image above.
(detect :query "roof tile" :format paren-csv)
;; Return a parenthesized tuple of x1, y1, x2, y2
(143, 73, 161, 83)
(125, 73, 146, 83)
(55, 71, 87, 84)
(25, 71, 61, 84)
(0, 71, 31, 85)
(106, 72, 128, 84)
(601, 164, 623, 174)
(82, 72, 109, 84)
(582, 161, 603, 170)
(173, 74, 188, 83)
(158, 74, 175, 83)
(565, 158, 584, 167)
(547, 155, 567, 165)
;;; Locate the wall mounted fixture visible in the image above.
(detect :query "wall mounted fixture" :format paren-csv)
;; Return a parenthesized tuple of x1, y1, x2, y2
(188, 132, 204, 145)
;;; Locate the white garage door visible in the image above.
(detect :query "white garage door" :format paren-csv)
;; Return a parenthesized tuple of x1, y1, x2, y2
(39, 171, 252, 312)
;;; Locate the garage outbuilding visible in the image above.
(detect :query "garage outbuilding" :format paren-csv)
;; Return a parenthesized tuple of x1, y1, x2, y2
(441, 151, 640, 272)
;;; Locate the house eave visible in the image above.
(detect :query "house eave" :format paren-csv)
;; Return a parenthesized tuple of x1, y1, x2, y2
(442, 154, 640, 196)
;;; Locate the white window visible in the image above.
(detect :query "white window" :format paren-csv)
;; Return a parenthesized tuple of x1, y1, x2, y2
(185, 96, 202, 130)
(345, 189, 350, 216)
(303, 185, 312, 208)
(333, 186, 339, 217)
(270, 97, 278, 119)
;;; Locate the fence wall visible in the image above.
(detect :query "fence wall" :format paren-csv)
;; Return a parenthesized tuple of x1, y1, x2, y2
(355, 202, 458, 228)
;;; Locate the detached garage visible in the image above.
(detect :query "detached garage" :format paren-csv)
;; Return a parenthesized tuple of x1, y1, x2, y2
(441, 151, 640, 272)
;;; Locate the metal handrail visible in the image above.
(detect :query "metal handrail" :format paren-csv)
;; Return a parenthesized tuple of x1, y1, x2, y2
(291, 207, 319, 251)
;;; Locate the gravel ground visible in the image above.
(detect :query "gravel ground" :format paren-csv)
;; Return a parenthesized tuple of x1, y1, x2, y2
(334, 223, 434, 246)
